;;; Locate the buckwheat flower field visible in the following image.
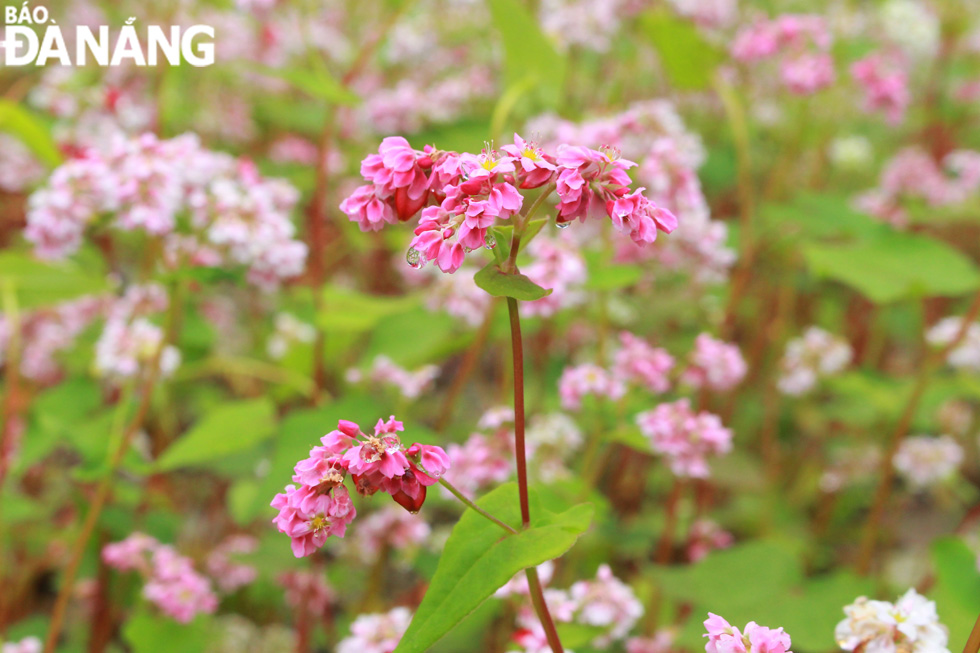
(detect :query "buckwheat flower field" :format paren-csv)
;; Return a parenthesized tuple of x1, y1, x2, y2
(3, 0, 980, 651)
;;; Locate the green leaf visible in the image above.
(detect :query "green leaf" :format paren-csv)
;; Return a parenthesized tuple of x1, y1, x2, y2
(0, 253, 110, 310)
(122, 610, 215, 653)
(318, 286, 419, 334)
(252, 64, 359, 105)
(156, 399, 276, 471)
(930, 536, 980, 652)
(639, 10, 724, 90)
(584, 262, 643, 291)
(0, 99, 62, 168)
(474, 262, 552, 301)
(486, 0, 566, 108)
(394, 483, 593, 653)
(804, 230, 980, 304)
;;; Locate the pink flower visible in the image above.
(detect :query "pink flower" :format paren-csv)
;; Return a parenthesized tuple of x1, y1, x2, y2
(636, 399, 733, 478)
(338, 607, 413, 653)
(613, 332, 675, 393)
(340, 184, 397, 232)
(501, 134, 557, 189)
(780, 53, 835, 95)
(559, 363, 627, 410)
(704, 615, 792, 653)
(851, 53, 910, 125)
(687, 519, 735, 562)
(555, 145, 635, 225)
(607, 188, 679, 244)
(682, 333, 747, 391)
(271, 416, 450, 556)
(205, 535, 258, 593)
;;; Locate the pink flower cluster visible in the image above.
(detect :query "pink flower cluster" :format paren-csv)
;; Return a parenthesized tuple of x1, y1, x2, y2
(636, 399, 733, 478)
(443, 412, 515, 496)
(278, 570, 336, 617)
(271, 416, 450, 557)
(528, 103, 734, 283)
(856, 148, 980, 227)
(205, 535, 258, 594)
(0, 295, 105, 384)
(777, 326, 852, 396)
(508, 564, 643, 651)
(521, 234, 588, 318)
(1, 637, 41, 653)
(732, 14, 835, 95)
(26, 133, 307, 288)
(349, 505, 432, 561)
(559, 363, 627, 410)
(337, 606, 413, 653)
(687, 519, 735, 562)
(614, 332, 676, 394)
(851, 53, 911, 125)
(341, 133, 677, 273)
(102, 533, 218, 623)
(704, 614, 793, 653)
(94, 284, 180, 382)
(682, 333, 747, 391)
(345, 355, 440, 400)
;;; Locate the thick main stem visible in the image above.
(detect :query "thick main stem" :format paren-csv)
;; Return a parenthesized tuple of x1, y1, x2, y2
(506, 294, 564, 653)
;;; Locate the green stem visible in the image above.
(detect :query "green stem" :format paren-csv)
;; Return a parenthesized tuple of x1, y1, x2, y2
(438, 478, 517, 534)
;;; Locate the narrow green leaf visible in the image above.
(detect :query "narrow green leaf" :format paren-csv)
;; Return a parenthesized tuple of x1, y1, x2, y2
(0, 253, 110, 310)
(474, 262, 552, 301)
(486, 0, 566, 108)
(253, 64, 359, 105)
(639, 10, 724, 91)
(394, 483, 593, 653)
(156, 398, 276, 471)
(0, 99, 62, 168)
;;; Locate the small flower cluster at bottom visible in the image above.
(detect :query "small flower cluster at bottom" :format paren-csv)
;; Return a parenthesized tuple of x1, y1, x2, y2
(704, 613, 793, 653)
(271, 416, 450, 558)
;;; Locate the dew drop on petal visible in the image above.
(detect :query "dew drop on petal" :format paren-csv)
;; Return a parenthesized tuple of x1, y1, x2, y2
(484, 232, 497, 250)
(406, 247, 426, 269)
(556, 221, 571, 230)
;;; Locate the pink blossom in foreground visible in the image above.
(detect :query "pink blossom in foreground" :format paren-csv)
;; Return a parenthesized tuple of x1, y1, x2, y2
(636, 399, 733, 478)
(337, 607, 413, 653)
(704, 614, 792, 653)
(341, 133, 677, 273)
(613, 332, 675, 394)
(102, 534, 217, 623)
(271, 417, 449, 557)
(683, 333, 747, 391)
(851, 53, 911, 125)
(893, 435, 963, 490)
(559, 363, 627, 410)
(835, 589, 949, 653)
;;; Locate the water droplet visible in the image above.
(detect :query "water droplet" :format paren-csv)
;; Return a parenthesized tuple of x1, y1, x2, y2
(406, 247, 426, 269)
(484, 232, 497, 250)
(556, 221, 571, 230)
(464, 246, 473, 254)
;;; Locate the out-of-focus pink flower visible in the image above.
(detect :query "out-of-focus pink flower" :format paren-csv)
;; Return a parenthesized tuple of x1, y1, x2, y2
(443, 431, 514, 496)
(893, 435, 963, 489)
(777, 327, 852, 396)
(337, 607, 413, 653)
(350, 506, 432, 561)
(780, 53, 835, 95)
(627, 630, 676, 653)
(613, 332, 675, 394)
(278, 570, 335, 616)
(687, 519, 735, 562)
(731, 14, 834, 95)
(636, 399, 733, 478)
(522, 234, 587, 318)
(559, 363, 627, 410)
(1, 637, 42, 653)
(682, 333, 747, 391)
(851, 53, 910, 124)
(206, 535, 258, 593)
(346, 355, 439, 399)
(102, 534, 217, 623)
(568, 564, 644, 645)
